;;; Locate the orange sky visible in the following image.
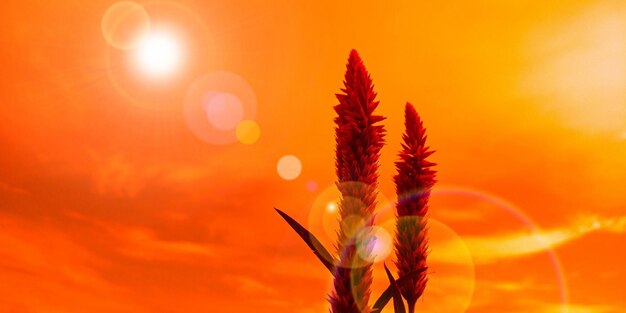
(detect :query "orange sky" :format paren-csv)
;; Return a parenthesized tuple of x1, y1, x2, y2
(1, 0, 625, 312)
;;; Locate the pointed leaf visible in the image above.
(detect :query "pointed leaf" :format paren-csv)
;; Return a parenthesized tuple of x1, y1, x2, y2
(371, 267, 427, 313)
(383, 263, 406, 313)
(275, 208, 337, 273)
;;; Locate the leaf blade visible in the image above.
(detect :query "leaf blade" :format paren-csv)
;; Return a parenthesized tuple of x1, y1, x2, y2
(371, 267, 427, 313)
(275, 208, 337, 273)
(383, 263, 406, 313)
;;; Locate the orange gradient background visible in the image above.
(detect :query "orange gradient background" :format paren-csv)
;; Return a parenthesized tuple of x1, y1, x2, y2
(1, 1, 625, 312)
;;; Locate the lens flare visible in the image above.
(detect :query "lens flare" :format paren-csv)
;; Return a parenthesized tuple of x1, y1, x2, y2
(277, 155, 302, 180)
(326, 202, 337, 212)
(369, 217, 475, 313)
(101, 1, 150, 50)
(235, 120, 261, 145)
(306, 180, 318, 192)
(415, 218, 475, 313)
(425, 186, 569, 312)
(104, 1, 211, 109)
(184, 72, 257, 145)
(340, 213, 366, 240)
(307, 184, 343, 256)
(355, 226, 392, 264)
(306, 182, 392, 268)
(134, 30, 182, 78)
(203, 92, 244, 130)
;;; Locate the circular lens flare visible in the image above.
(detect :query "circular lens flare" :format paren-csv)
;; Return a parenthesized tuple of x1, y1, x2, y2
(104, 1, 212, 110)
(134, 30, 182, 77)
(184, 72, 257, 145)
(203, 92, 244, 130)
(369, 217, 475, 313)
(326, 202, 337, 212)
(277, 155, 302, 180)
(427, 186, 569, 312)
(306, 182, 393, 269)
(356, 226, 392, 264)
(306, 180, 318, 192)
(235, 120, 261, 144)
(101, 1, 150, 50)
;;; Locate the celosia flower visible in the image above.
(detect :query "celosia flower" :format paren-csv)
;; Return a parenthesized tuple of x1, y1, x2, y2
(393, 103, 436, 313)
(329, 49, 385, 313)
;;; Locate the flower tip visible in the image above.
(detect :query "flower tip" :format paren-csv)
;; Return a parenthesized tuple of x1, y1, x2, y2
(348, 49, 363, 66)
(404, 102, 420, 123)
(404, 102, 416, 114)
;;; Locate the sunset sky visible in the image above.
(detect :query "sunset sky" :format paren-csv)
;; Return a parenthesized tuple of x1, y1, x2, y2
(1, 0, 625, 312)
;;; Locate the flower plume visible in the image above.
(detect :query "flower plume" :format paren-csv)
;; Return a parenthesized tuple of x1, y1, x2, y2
(330, 49, 385, 313)
(393, 102, 436, 313)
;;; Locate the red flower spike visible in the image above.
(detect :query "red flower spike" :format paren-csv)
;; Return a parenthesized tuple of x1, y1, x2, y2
(393, 103, 436, 313)
(329, 50, 386, 313)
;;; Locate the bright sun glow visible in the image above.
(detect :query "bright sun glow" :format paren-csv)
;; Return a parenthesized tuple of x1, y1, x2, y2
(134, 31, 182, 78)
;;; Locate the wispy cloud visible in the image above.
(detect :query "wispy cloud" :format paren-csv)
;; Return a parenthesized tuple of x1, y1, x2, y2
(0, 180, 29, 195)
(116, 227, 215, 261)
(476, 278, 552, 292)
(90, 153, 150, 197)
(65, 211, 216, 261)
(0, 213, 145, 312)
(549, 303, 619, 313)
(433, 214, 626, 264)
(519, 300, 618, 313)
(469, 296, 619, 313)
(226, 275, 279, 296)
(519, 2, 626, 135)
(468, 277, 620, 313)
(88, 152, 215, 198)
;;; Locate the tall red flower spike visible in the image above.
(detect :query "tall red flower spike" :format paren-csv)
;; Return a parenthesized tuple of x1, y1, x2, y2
(330, 50, 386, 313)
(393, 103, 436, 313)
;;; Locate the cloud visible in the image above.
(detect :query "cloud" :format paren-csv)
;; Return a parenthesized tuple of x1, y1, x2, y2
(89, 152, 214, 198)
(90, 153, 150, 197)
(0, 213, 146, 312)
(64, 211, 216, 261)
(226, 275, 279, 296)
(0, 180, 29, 195)
(88, 151, 250, 198)
(477, 278, 542, 292)
(433, 214, 626, 264)
(550, 304, 619, 313)
(0, 215, 107, 287)
(519, 2, 626, 135)
(520, 300, 618, 313)
(574, 214, 626, 234)
(116, 227, 215, 261)
(469, 277, 620, 313)
(470, 295, 619, 313)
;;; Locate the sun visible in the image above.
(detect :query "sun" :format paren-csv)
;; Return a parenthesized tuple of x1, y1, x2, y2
(134, 30, 183, 78)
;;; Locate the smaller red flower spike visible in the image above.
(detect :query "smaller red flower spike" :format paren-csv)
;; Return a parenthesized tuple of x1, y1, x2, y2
(393, 102, 436, 313)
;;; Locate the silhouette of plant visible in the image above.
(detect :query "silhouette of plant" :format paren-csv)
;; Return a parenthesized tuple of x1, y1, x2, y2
(329, 49, 386, 313)
(393, 103, 436, 313)
(276, 51, 433, 313)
